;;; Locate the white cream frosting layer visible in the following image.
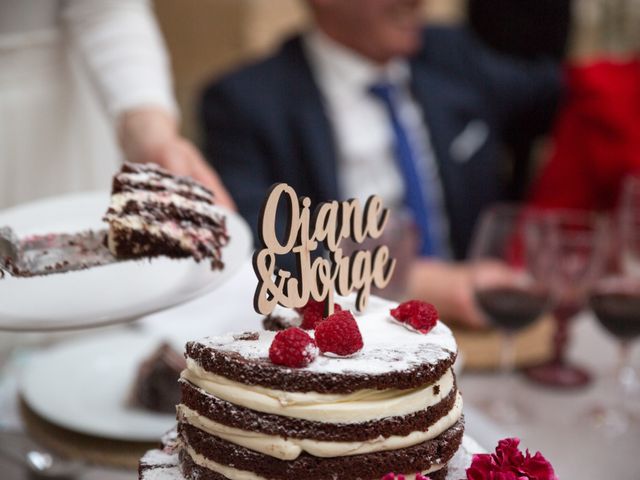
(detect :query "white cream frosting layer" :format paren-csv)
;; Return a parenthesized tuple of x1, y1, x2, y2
(178, 393, 462, 460)
(182, 360, 455, 424)
(183, 444, 444, 480)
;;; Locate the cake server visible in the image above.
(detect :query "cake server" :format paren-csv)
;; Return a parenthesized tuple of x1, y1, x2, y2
(0, 227, 118, 278)
(0, 226, 21, 277)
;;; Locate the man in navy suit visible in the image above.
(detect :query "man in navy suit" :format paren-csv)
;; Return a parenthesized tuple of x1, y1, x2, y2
(200, 0, 561, 324)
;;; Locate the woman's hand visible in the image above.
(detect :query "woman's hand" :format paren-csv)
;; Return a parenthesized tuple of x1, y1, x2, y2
(118, 107, 236, 210)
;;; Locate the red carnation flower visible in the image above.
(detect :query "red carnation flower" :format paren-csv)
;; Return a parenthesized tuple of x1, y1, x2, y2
(466, 438, 557, 480)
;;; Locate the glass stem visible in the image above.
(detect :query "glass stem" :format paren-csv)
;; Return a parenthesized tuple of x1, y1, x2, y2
(552, 311, 570, 364)
(617, 342, 633, 409)
(501, 331, 517, 401)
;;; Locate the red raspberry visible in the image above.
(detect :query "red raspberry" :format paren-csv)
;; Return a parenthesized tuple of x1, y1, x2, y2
(314, 310, 363, 356)
(269, 328, 318, 368)
(390, 300, 438, 334)
(298, 300, 342, 330)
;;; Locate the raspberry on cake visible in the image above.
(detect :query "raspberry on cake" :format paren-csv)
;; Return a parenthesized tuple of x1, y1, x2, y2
(269, 327, 318, 368)
(391, 300, 439, 334)
(103, 162, 230, 269)
(138, 294, 464, 480)
(314, 310, 363, 356)
(298, 300, 343, 330)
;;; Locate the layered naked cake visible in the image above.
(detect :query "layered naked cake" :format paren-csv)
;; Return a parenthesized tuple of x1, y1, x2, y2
(104, 162, 229, 269)
(141, 295, 464, 480)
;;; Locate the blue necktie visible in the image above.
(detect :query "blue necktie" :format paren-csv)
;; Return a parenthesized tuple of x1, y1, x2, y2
(369, 81, 441, 256)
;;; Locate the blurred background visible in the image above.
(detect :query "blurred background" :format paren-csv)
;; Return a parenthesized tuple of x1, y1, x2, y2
(1, 1, 640, 479)
(155, 0, 638, 144)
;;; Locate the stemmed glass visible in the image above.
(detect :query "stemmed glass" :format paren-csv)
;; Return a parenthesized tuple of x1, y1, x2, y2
(525, 210, 609, 388)
(587, 176, 640, 434)
(470, 205, 554, 423)
(341, 208, 418, 301)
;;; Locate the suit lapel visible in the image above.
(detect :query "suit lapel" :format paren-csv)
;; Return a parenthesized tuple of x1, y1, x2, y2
(409, 62, 454, 196)
(283, 38, 340, 202)
(409, 61, 469, 258)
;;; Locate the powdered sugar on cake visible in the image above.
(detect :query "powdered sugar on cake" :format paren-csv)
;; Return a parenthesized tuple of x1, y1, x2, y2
(195, 295, 456, 376)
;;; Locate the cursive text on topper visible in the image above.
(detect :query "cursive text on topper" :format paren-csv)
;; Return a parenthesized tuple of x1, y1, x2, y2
(253, 183, 396, 316)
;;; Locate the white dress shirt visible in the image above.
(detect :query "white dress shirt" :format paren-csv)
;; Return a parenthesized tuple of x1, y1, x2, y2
(303, 29, 451, 256)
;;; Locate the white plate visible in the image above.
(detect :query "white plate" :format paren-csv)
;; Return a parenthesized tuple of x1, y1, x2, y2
(0, 191, 253, 331)
(20, 331, 182, 441)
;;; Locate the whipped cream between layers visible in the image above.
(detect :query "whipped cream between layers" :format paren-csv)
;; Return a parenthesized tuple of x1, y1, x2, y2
(107, 191, 223, 221)
(182, 444, 445, 480)
(181, 361, 455, 423)
(177, 393, 462, 460)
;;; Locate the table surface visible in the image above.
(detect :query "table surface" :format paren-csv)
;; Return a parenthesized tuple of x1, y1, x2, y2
(1, 261, 639, 480)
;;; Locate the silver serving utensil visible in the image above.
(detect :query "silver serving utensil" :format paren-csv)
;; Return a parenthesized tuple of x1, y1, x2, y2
(0, 431, 84, 478)
(0, 226, 22, 276)
(0, 227, 118, 278)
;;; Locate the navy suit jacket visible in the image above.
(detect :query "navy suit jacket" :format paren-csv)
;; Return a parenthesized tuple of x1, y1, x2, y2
(200, 27, 561, 259)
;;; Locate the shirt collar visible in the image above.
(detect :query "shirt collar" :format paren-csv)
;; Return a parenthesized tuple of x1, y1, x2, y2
(304, 28, 411, 94)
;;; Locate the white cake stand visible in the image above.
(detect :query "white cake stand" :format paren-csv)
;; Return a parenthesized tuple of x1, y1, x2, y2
(0, 191, 253, 331)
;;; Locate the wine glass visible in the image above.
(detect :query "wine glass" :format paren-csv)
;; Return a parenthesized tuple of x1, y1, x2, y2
(525, 209, 609, 388)
(586, 176, 640, 433)
(470, 204, 554, 423)
(340, 208, 418, 301)
(588, 276, 640, 434)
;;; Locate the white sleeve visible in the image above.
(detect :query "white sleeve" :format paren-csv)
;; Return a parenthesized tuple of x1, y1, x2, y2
(61, 0, 179, 119)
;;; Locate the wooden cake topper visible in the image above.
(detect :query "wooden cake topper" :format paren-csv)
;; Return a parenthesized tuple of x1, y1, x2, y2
(253, 183, 396, 316)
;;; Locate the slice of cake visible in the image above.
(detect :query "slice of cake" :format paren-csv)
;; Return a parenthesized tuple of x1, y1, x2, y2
(131, 342, 186, 413)
(141, 295, 463, 480)
(104, 162, 230, 269)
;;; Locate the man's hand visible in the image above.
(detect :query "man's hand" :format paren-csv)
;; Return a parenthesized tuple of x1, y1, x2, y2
(118, 107, 236, 210)
(406, 259, 486, 329)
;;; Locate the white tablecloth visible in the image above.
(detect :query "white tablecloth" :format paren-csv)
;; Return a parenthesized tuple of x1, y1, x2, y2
(1, 261, 639, 479)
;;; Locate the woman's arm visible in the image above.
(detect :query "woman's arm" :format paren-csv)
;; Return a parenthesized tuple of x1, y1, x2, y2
(60, 0, 235, 209)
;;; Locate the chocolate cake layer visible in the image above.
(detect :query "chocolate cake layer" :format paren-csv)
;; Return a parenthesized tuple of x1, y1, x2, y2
(179, 377, 458, 442)
(263, 313, 300, 331)
(178, 419, 464, 480)
(133, 343, 186, 413)
(179, 449, 448, 480)
(185, 340, 456, 394)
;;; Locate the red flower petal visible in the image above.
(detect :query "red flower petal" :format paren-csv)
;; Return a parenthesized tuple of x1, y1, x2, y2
(466, 438, 557, 480)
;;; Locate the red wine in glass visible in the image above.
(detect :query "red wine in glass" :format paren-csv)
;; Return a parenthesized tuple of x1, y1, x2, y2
(475, 287, 549, 332)
(590, 291, 640, 341)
